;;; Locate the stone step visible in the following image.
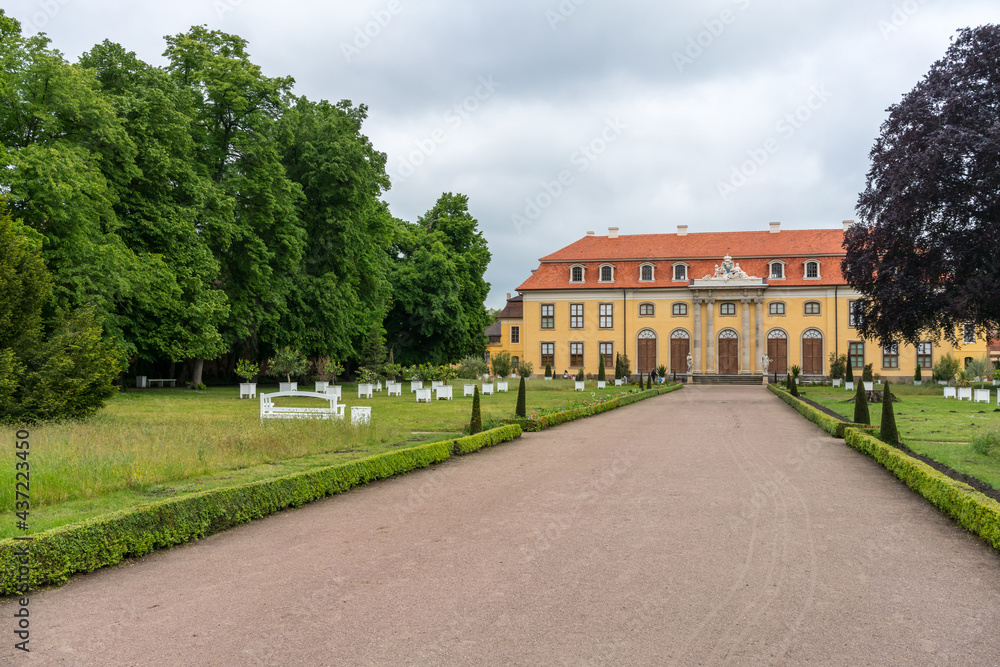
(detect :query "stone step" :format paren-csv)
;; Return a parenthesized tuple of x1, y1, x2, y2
(690, 374, 766, 385)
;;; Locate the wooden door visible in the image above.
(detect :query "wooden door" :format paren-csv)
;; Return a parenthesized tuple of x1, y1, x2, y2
(767, 338, 787, 374)
(637, 338, 656, 374)
(670, 338, 689, 373)
(802, 336, 823, 375)
(719, 338, 738, 374)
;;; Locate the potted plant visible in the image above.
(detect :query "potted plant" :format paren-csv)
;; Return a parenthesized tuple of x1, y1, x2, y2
(913, 364, 922, 386)
(828, 353, 846, 387)
(312, 355, 336, 392)
(517, 360, 534, 379)
(862, 363, 874, 391)
(545, 363, 553, 380)
(597, 361, 607, 388)
(656, 364, 668, 383)
(845, 359, 855, 391)
(575, 368, 585, 391)
(269, 347, 308, 392)
(235, 359, 259, 399)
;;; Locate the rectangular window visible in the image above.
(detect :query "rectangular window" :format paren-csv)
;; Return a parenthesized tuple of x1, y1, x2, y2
(882, 344, 899, 369)
(917, 342, 933, 369)
(600, 265, 613, 282)
(571, 266, 584, 282)
(540, 342, 554, 368)
(639, 303, 654, 317)
(849, 301, 862, 328)
(672, 303, 688, 316)
(570, 303, 584, 329)
(599, 303, 613, 329)
(640, 265, 653, 281)
(570, 342, 584, 367)
(963, 323, 976, 344)
(599, 342, 614, 368)
(540, 304, 554, 329)
(769, 302, 785, 316)
(849, 342, 865, 369)
(804, 302, 820, 315)
(805, 262, 819, 278)
(771, 263, 784, 279)
(510, 326, 519, 344)
(674, 264, 686, 281)
(720, 302, 736, 316)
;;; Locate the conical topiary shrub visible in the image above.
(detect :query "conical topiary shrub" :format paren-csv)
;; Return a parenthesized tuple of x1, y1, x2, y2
(515, 376, 526, 418)
(788, 371, 799, 397)
(880, 381, 899, 445)
(853, 379, 870, 425)
(545, 363, 552, 378)
(846, 362, 855, 383)
(614, 353, 622, 380)
(470, 386, 482, 434)
(598, 362, 606, 382)
(646, 373, 652, 389)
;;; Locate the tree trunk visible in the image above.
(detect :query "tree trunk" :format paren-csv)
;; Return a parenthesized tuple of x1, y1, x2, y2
(191, 358, 204, 387)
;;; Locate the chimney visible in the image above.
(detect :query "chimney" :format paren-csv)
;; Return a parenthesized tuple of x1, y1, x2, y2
(586, 231, 595, 236)
(506, 293, 511, 301)
(677, 225, 688, 236)
(769, 221, 781, 233)
(842, 219, 854, 231)
(608, 227, 619, 239)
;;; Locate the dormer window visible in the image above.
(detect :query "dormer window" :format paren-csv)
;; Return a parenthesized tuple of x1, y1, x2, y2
(803, 260, 820, 279)
(570, 265, 585, 282)
(672, 263, 688, 281)
(599, 264, 614, 282)
(768, 261, 785, 280)
(639, 263, 654, 282)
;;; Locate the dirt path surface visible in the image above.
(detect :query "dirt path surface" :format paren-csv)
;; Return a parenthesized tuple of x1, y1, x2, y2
(4, 385, 1000, 666)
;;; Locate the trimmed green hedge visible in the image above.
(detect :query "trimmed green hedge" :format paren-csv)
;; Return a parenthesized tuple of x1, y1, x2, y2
(845, 428, 1000, 551)
(1, 425, 524, 595)
(525, 383, 682, 431)
(767, 383, 873, 438)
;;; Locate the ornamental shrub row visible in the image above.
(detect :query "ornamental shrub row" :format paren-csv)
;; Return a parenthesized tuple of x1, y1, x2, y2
(844, 428, 1000, 551)
(767, 383, 872, 438)
(524, 383, 682, 432)
(0, 425, 523, 595)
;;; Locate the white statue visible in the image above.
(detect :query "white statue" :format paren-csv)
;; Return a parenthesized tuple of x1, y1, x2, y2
(686, 353, 693, 374)
(761, 354, 771, 374)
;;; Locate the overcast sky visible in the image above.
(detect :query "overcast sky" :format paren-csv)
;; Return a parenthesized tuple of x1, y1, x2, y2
(7, 0, 997, 308)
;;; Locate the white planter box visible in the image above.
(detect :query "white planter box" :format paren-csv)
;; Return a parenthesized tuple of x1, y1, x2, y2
(944, 387, 957, 398)
(845, 382, 854, 391)
(597, 380, 606, 389)
(239, 382, 257, 399)
(410, 381, 424, 393)
(575, 381, 585, 391)
(386, 382, 402, 397)
(358, 383, 373, 399)
(938, 381, 948, 385)
(464, 384, 476, 397)
(314, 381, 328, 393)
(544, 376, 553, 381)
(279, 382, 298, 392)
(974, 389, 990, 403)
(497, 381, 508, 393)
(435, 385, 453, 400)
(482, 383, 495, 395)
(136, 375, 147, 389)
(415, 388, 432, 403)
(351, 406, 372, 425)
(374, 381, 383, 392)
(957, 387, 972, 401)
(913, 381, 922, 386)
(832, 379, 841, 387)
(614, 379, 623, 386)
(863, 381, 874, 391)
(431, 381, 444, 389)
(325, 385, 342, 400)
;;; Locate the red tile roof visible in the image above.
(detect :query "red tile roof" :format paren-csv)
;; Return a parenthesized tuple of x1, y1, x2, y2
(498, 294, 523, 318)
(519, 229, 847, 291)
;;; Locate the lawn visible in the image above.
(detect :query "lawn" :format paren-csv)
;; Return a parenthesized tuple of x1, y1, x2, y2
(0, 379, 639, 537)
(796, 382, 1000, 491)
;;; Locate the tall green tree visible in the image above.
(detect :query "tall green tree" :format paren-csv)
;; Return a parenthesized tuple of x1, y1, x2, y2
(278, 97, 394, 359)
(163, 26, 304, 382)
(385, 193, 492, 365)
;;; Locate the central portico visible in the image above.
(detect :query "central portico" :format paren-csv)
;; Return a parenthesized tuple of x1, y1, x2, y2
(689, 256, 768, 376)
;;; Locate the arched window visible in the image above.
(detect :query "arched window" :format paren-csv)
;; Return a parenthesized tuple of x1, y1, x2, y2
(768, 261, 786, 280)
(766, 329, 788, 374)
(640, 263, 654, 282)
(804, 301, 821, 316)
(769, 301, 786, 316)
(599, 264, 614, 282)
(669, 329, 690, 373)
(672, 263, 688, 281)
(672, 302, 688, 316)
(804, 260, 821, 279)
(637, 328, 657, 374)
(802, 328, 823, 374)
(570, 265, 585, 283)
(639, 302, 654, 317)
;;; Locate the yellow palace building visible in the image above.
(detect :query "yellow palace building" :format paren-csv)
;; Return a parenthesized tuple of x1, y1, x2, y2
(489, 222, 989, 381)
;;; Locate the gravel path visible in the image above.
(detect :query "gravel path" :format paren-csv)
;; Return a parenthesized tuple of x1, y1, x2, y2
(4, 385, 1000, 665)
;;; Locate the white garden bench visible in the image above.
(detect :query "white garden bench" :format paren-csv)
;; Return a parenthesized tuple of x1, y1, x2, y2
(957, 387, 972, 401)
(260, 391, 344, 422)
(416, 388, 432, 403)
(497, 381, 508, 393)
(358, 383, 373, 399)
(386, 382, 402, 397)
(974, 389, 990, 403)
(944, 387, 957, 398)
(147, 378, 177, 388)
(464, 384, 476, 397)
(482, 383, 495, 395)
(410, 381, 424, 393)
(351, 406, 372, 425)
(435, 385, 453, 400)
(325, 385, 342, 400)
